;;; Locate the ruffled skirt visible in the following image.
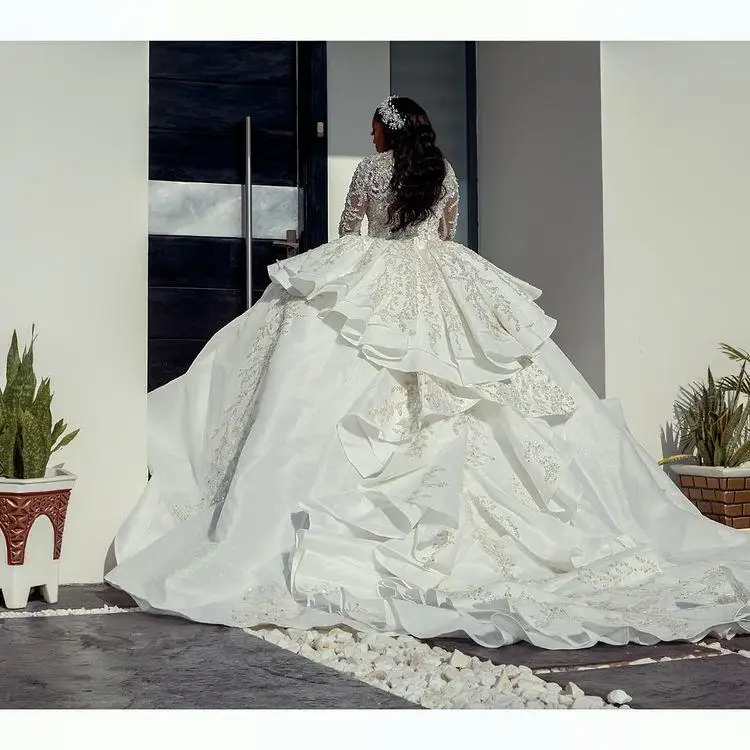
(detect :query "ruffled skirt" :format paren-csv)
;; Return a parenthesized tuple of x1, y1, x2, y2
(106, 234, 750, 649)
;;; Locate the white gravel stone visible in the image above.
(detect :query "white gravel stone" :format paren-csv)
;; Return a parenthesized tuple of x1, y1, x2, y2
(524, 699, 546, 709)
(521, 687, 547, 701)
(263, 628, 287, 646)
(477, 671, 497, 688)
(496, 675, 513, 693)
(0, 605, 133, 619)
(441, 665, 462, 682)
(572, 696, 595, 709)
(247, 625, 625, 710)
(448, 650, 470, 668)
(517, 678, 542, 692)
(607, 689, 633, 705)
(374, 656, 397, 672)
(562, 681, 584, 698)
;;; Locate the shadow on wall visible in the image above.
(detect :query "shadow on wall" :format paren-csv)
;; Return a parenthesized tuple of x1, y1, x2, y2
(475, 41, 606, 398)
(326, 41, 390, 161)
(660, 421, 682, 480)
(390, 42, 472, 246)
(325, 42, 390, 237)
(660, 419, 682, 461)
(103, 542, 117, 577)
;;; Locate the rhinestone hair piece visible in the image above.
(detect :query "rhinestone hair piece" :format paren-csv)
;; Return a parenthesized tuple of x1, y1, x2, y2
(377, 96, 406, 131)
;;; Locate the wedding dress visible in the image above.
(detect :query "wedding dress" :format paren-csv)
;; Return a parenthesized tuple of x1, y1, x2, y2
(107, 152, 750, 649)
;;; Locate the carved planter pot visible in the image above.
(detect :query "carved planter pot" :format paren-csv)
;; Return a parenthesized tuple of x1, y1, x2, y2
(0, 468, 75, 609)
(671, 464, 750, 529)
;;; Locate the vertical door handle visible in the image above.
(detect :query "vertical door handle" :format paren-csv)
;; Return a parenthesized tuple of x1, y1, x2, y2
(243, 116, 253, 307)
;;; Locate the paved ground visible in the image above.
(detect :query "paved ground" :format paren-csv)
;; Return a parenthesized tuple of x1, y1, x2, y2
(429, 635, 750, 709)
(2, 585, 749, 709)
(0, 588, 410, 709)
(544, 655, 750, 709)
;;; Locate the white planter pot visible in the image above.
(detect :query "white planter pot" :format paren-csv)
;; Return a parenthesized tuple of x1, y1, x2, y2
(0, 467, 76, 609)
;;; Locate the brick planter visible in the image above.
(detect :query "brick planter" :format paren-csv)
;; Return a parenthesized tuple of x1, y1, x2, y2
(670, 464, 750, 529)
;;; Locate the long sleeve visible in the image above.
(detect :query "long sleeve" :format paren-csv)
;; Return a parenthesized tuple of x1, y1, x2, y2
(439, 163, 460, 241)
(338, 158, 370, 236)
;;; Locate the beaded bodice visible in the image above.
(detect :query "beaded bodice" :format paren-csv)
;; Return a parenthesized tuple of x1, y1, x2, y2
(338, 151, 460, 241)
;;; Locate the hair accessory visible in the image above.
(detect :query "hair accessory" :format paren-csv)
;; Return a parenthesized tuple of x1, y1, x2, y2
(377, 96, 406, 131)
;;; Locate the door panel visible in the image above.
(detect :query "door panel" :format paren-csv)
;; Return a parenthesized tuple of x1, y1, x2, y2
(147, 41, 325, 392)
(148, 235, 244, 290)
(149, 288, 245, 341)
(148, 339, 209, 388)
(149, 80, 295, 133)
(149, 42, 296, 85)
(148, 181, 298, 240)
(149, 129, 296, 185)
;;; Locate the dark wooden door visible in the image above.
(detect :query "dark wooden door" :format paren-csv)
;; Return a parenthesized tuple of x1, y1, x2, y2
(147, 42, 327, 391)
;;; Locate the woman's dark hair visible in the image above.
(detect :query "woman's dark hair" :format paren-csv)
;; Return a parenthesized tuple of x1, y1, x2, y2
(373, 97, 446, 234)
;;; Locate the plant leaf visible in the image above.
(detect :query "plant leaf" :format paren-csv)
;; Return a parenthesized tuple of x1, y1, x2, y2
(658, 454, 697, 465)
(729, 440, 750, 467)
(50, 418, 66, 446)
(0, 407, 19, 478)
(718, 372, 750, 395)
(51, 428, 79, 454)
(18, 408, 48, 478)
(720, 342, 750, 364)
(5, 331, 20, 388)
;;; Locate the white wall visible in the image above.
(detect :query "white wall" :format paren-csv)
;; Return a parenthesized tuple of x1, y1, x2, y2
(601, 42, 750, 455)
(476, 42, 606, 396)
(0, 42, 149, 582)
(326, 42, 390, 239)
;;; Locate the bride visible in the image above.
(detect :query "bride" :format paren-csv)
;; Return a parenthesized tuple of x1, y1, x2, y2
(107, 96, 750, 649)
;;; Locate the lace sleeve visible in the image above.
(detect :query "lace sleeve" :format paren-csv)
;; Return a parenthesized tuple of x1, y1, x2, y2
(439, 163, 460, 241)
(338, 158, 370, 236)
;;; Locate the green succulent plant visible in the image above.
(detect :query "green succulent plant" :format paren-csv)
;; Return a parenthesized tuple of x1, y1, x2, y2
(0, 327, 79, 479)
(660, 342, 750, 468)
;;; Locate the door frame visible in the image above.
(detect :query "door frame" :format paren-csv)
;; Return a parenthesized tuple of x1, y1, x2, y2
(465, 41, 479, 252)
(297, 42, 328, 253)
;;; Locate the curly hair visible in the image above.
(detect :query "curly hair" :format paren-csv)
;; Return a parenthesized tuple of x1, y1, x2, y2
(373, 97, 446, 234)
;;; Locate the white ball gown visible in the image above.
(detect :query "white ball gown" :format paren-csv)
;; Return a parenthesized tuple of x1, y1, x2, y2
(107, 152, 750, 649)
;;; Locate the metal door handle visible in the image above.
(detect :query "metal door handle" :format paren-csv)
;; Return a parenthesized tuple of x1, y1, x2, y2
(244, 117, 253, 306)
(273, 229, 299, 258)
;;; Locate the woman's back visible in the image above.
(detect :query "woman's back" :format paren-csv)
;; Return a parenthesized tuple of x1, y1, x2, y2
(338, 151, 460, 240)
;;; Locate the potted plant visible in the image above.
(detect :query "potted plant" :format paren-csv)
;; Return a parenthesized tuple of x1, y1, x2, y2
(662, 343, 750, 528)
(0, 328, 79, 608)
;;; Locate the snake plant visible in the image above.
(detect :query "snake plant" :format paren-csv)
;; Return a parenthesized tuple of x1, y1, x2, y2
(0, 327, 79, 479)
